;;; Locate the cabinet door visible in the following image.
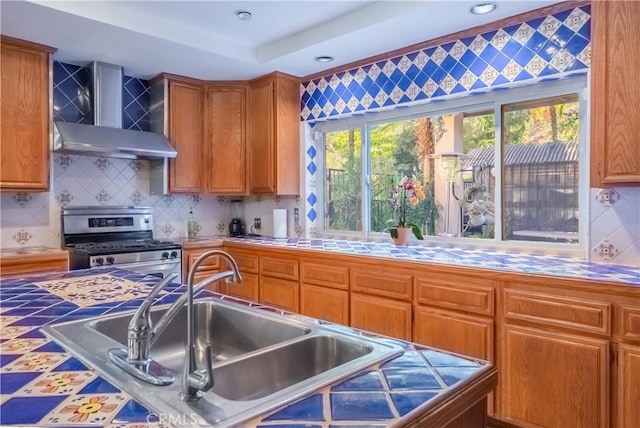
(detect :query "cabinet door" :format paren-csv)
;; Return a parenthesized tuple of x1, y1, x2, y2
(205, 85, 247, 194)
(350, 293, 411, 340)
(249, 78, 275, 193)
(259, 276, 299, 313)
(500, 324, 609, 427)
(168, 80, 203, 192)
(620, 345, 640, 428)
(1, 38, 52, 190)
(272, 74, 300, 196)
(221, 272, 258, 302)
(591, 1, 640, 185)
(413, 306, 493, 361)
(300, 283, 348, 324)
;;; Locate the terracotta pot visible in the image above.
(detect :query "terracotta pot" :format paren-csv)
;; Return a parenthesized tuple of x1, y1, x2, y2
(392, 227, 412, 246)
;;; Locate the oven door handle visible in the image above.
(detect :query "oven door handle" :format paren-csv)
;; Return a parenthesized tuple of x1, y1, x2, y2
(114, 259, 182, 283)
(115, 259, 181, 269)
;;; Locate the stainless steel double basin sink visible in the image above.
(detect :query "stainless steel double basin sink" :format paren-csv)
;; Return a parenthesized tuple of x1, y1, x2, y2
(43, 298, 402, 427)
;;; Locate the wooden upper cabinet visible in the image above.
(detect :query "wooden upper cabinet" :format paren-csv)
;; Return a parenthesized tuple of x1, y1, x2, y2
(204, 84, 248, 194)
(590, 1, 640, 186)
(249, 72, 300, 195)
(167, 78, 203, 192)
(1, 36, 55, 191)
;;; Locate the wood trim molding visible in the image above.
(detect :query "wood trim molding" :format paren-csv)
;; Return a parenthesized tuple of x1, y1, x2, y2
(0, 35, 56, 53)
(302, 0, 590, 81)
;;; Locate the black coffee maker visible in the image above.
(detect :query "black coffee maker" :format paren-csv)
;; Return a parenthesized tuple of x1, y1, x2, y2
(229, 199, 246, 236)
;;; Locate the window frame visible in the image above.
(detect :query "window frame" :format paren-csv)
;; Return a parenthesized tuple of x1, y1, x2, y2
(314, 76, 589, 257)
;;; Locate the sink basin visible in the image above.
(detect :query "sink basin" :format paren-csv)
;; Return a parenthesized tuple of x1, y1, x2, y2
(213, 335, 373, 401)
(90, 300, 310, 371)
(42, 297, 401, 427)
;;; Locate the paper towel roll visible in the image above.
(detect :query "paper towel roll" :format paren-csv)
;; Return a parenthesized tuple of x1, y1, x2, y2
(273, 209, 288, 238)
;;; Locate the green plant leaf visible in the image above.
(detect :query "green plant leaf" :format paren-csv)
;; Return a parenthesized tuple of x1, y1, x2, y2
(406, 222, 424, 240)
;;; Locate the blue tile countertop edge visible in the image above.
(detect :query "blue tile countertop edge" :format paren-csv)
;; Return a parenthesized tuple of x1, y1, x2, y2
(226, 236, 640, 286)
(0, 269, 495, 427)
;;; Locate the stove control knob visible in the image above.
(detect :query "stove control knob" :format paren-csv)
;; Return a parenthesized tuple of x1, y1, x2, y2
(106, 256, 115, 265)
(170, 251, 178, 259)
(95, 257, 104, 266)
(161, 252, 170, 260)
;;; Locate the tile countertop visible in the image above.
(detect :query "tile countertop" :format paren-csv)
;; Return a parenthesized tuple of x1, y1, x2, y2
(0, 269, 495, 427)
(224, 236, 640, 285)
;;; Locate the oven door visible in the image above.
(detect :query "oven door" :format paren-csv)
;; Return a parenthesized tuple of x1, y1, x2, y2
(114, 259, 182, 283)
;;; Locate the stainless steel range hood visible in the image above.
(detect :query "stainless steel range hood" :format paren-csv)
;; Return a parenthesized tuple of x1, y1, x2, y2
(53, 62, 177, 160)
(52, 62, 176, 194)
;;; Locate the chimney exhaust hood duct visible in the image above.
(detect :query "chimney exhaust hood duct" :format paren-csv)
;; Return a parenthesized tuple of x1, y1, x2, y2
(52, 62, 176, 194)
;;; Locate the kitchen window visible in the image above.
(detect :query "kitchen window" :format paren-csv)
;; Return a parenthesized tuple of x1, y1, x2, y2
(316, 77, 588, 254)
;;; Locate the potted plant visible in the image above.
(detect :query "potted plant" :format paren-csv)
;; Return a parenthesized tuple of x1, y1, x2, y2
(384, 175, 425, 245)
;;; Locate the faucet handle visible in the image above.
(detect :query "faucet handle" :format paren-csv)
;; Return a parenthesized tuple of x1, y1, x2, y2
(180, 344, 214, 401)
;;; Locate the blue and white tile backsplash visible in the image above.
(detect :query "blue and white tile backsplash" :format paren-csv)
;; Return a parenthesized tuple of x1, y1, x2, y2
(1, 3, 639, 267)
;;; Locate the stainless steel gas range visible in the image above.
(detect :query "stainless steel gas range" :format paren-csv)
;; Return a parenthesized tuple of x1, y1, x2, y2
(61, 206, 182, 282)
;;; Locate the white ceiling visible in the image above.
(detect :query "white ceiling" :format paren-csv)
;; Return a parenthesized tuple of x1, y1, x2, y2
(1, 0, 562, 81)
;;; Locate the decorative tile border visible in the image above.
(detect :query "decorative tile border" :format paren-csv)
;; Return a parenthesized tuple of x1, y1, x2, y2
(301, 5, 591, 122)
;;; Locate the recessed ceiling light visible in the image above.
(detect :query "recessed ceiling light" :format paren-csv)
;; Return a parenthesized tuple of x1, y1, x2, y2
(314, 56, 334, 63)
(470, 2, 497, 15)
(235, 10, 252, 21)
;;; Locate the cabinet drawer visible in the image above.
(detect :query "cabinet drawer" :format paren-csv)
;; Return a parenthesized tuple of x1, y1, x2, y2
(414, 275, 494, 316)
(350, 293, 411, 340)
(259, 276, 299, 313)
(300, 284, 349, 325)
(225, 249, 259, 273)
(221, 272, 258, 302)
(504, 289, 611, 336)
(622, 306, 640, 343)
(260, 257, 299, 281)
(350, 268, 412, 301)
(187, 252, 220, 271)
(301, 262, 348, 290)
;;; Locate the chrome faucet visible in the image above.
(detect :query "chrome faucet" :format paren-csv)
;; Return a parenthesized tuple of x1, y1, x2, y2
(106, 250, 242, 395)
(180, 250, 241, 402)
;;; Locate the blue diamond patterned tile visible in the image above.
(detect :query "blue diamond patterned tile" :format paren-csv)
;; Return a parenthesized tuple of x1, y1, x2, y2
(113, 399, 157, 423)
(307, 193, 317, 206)
(78, 376, 120, 394)
(0, 354, 21, 367)
(383, 368, 443, 390)
(51, 357, 88, 372)
(391, 391, 438, 416)
(551, 24, 576, 47)
(513, 47, 536, 67)
(18, 328, 46, 339)
(435, 366, 481, 386)
(331, 371, 384, 391)
(564, 34, 589, 57)
(421, 350, 480, 367)
(264, 394, 324, 421)
(501, 39, 524, 58)
(306, 161, 317, 175)
(536, 39, 561, 61)
(307, 208, 317, 222)
(32, 341, 66, 353)
(479, 43, 500, 63)
(306, 145, 317, 159)
(0, 396, 67, 425)
(331, 392, 393, 420)
(381, 351, 427, 368)
(0, 372, 42, 394)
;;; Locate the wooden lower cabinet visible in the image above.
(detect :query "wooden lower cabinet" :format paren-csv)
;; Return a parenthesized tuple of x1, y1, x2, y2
(0, 249, 68, 278)
(413, 306, 493, 361)
(350, 293, 411, 340)
(619, 344, 640, 428)
(300, 283, 348, 325)
(220, 272, 258, 302)
(500, 324, 609, 428)
(259, 276, 299, 313)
